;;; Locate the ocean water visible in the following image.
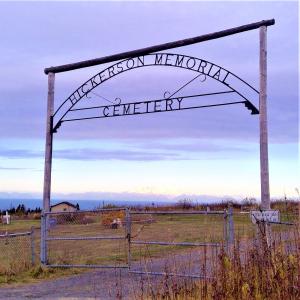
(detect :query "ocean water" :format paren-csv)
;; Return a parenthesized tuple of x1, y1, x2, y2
(0, 198, 175, 211)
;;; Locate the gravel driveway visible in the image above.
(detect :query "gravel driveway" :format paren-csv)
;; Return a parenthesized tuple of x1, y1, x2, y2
(0, 248, 214, 299)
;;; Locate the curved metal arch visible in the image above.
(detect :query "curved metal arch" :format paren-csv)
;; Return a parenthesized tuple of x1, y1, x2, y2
(53, 53, 259, 131)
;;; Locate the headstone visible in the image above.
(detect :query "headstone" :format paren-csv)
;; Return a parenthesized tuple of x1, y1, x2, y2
(111, 218, 122, 229)
(2, 211, 11, 225)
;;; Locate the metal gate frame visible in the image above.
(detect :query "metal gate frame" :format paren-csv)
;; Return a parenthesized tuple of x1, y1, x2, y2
(127, 208, 234, 278)
(41, 207, 234, 278)
(41, 207, 130, 269)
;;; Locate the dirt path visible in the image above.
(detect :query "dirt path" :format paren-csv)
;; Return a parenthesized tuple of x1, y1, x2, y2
(0, 248, 214, 299)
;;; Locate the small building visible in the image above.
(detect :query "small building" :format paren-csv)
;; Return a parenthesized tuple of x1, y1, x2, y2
(50, 201, 79, 212)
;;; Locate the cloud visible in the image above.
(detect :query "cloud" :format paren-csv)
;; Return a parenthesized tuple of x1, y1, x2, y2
(0, 166, 32, 170)
(0, 138, 251, 162)
(134, 139, 250, 153)
(0, 149, 41, 159)
(54, 148, 180, 161)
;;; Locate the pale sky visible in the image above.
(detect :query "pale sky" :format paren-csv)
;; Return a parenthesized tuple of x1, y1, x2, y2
(0, 1, 298, 203)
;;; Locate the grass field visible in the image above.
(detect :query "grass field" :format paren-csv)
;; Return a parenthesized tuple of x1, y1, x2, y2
(0, 219, 40, 233)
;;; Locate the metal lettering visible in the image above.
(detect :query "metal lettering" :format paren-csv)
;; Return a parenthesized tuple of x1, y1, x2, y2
(69, 93, 79, 105)
(123, 104, 131, 115)
(207, 63, 214, 76)
(144, 101, 150, 113)
(165, 54, 174, 65)
(137, 56, 145, 66)
(154, 100, 162, 112)
(116, 62, 124, 73)
(103, 106, 109, 117)
(212, 68, 221, 80)
(175, 55, 184, 67)
(113, 105, 120, 116)
(75, 90, 82, 100)
(176, 98, 183, 109)
(90, 75, 100, 88)
(207, 64, 214, 77)
(155, 53, 164, 65)
(69, 94, 76, 105)
(108, 66, 116, 77)
(222, 71, 230, 85)
(186, 58, 196, 69)
(55, 53, 259, 128)
(197, 60, 208, 73)
(166, 99, 174, 111)
(80, 83, 90, 95)
(133, 102, 141, 114)
(126, 59, 135, 69)
(99, 72, 106, 83)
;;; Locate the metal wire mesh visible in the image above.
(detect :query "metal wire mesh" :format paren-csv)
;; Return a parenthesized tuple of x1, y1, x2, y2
(44, 209, 128, 267)
(128, 211, 226, 277)
(0, 232, 34, 276)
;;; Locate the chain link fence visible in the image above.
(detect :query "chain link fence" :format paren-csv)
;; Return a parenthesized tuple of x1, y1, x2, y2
(0, 229, 35, 277)
(42, 208, 129, 268)
(41, 208, 234, 279)
(128, 210, 231, 278)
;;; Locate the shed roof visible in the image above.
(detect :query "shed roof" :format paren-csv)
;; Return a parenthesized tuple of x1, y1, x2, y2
(50, 201, 77, 209)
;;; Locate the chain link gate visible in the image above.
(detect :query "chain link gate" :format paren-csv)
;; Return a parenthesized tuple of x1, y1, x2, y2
(41, 207, 234, 278)
(41, 208, 130, 269)
(127, 208, 234, 278)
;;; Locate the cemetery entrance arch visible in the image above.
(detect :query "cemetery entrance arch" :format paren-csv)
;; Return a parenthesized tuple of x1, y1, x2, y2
(41, 19, 275, 267)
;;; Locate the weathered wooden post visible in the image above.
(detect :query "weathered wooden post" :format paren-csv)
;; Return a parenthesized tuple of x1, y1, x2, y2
(41, 72, 55, 265)
(43, 73, 55, 213)
(259, 26, 270, 210)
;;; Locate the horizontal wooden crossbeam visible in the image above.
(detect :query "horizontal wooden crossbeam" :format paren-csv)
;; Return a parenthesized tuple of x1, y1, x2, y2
(44, 19, 275, 74)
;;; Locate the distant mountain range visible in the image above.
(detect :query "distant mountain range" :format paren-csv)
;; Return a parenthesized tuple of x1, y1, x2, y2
(0, 191, 240, 210)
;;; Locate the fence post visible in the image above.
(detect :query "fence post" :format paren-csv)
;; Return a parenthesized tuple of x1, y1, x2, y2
(225, 204, 235, 257)
(265, 222, 272, 248)
(30, 226, 35, 265)
(40, 214, 47, 265)
(126, 208, 132, 269)
(256, 220, 272, 250)
(40, 214, 43, 264)
(228, 205, 234, 248)
(223, 209, 228, 253)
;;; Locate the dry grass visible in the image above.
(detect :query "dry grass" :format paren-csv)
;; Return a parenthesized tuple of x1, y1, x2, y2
(141, 226, 300, 299)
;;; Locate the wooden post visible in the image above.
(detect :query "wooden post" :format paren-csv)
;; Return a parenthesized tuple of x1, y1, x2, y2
(43, 73, 55, 212)
(259, 26, 270, 210)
